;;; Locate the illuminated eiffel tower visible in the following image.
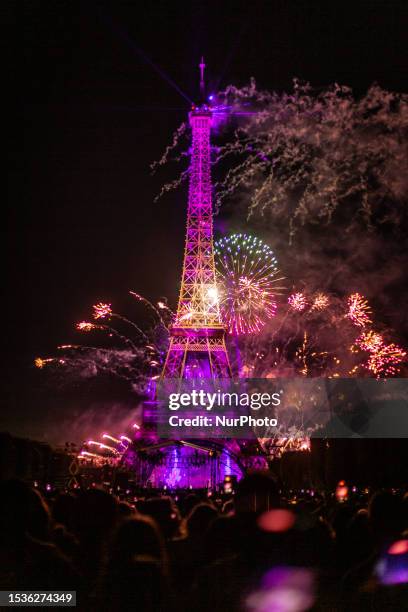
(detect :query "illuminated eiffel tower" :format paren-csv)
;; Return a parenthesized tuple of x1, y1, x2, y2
(162, 59, 231, 379)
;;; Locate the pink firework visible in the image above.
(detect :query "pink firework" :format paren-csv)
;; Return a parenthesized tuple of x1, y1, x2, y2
(87, 440, 120, 454)
(347, 293, 372, 327)
(355, 330, 384, 352)
(76, 321, 98, 332)
(288, 292, 307, 312)
(93, 302, 112, 320)
(365, 343, 406, 377)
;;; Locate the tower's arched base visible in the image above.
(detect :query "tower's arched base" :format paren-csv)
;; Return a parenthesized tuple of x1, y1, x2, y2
(121, 439, 245, 490)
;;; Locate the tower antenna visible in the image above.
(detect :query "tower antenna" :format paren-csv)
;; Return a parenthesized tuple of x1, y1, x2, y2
(199, 56, 206, 100)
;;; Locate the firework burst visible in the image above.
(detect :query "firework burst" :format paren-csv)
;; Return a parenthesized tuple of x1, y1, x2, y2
(347, 293, 372, 327)
(35, 293, 172, 394)
(214, 233, 284, 335)
(35, 357, 55, 369)
(365, 343, 407, 377)
(311, 293, 329, 311)
(288, 292, 308, 312)
(234, 287, 406, 380)
(93, 302, 112, 320)
(76, 321, 99, 332)
(354, 330, 384, 352)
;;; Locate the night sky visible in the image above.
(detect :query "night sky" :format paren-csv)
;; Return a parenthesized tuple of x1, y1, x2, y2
(5, 1, 408, 443)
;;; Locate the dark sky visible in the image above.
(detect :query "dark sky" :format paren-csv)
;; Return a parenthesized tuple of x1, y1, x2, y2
(4, 0, 408, 443)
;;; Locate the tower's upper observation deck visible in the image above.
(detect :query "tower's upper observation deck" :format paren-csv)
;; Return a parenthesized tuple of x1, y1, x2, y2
(189, 104, 212, 125)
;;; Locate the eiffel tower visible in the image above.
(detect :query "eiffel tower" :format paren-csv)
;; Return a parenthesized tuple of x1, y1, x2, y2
(162, 58, 231, 379)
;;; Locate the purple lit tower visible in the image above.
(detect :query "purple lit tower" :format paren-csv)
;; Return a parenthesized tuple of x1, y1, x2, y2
(162, 59, 231, 379)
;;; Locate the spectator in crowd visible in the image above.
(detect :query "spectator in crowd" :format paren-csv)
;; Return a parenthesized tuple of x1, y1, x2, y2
(0, 480, 79, 593)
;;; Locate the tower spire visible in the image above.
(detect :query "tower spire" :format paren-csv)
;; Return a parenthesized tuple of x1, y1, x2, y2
(199, 56, 206, 100)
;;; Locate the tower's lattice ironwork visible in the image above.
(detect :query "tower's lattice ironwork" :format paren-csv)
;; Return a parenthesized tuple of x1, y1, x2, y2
(162, 62, 231, 379)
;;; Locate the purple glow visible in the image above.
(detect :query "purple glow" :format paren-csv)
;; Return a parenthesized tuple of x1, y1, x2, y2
(376, 558, 408, 586)
(376, 541, 408, 585)
(162, 102, 231, 378)
(130, 443, 242, 489)
(246, 566, 316, 612)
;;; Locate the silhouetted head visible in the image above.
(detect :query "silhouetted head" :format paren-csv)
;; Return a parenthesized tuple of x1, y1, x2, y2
(74, 488, 117, 540)
(235, 472, 280, 515)
(103, 555, 166, 611)
(205, 515, 238, 561)
(180, 493, 200, 517)
(109, 515, 165, 568)
(368, 490, 405, 542)
(341, 508, 372, 564)
(186, 503, 218, 538)
(331, 503, 354, 540)
(139, 496, 180, 540)
(0, 479, 50, 542)
(52, 493, 77, 532)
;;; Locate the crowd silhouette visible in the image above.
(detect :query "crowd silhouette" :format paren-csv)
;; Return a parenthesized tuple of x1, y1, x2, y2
(1, 474, 407, 610)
